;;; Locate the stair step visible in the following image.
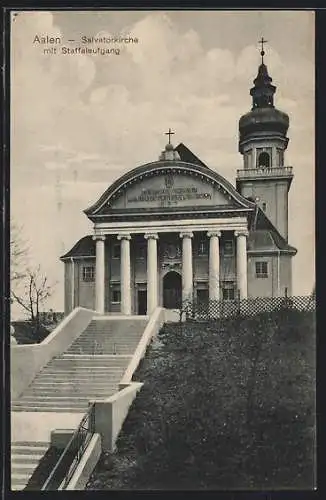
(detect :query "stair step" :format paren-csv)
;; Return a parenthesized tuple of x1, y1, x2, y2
(36, 367, 126, 372)
(40, 365, 127, 376)
(12, 455, 44, 464)
(13, 401, 108, 407)
(45, 360, 127, 364)
(24, 384, 118, 397)
(31, 379, 121, 385)
(12, 441, 49, 447)
(31, 380, 120, 386)
(26, 384, 118, 391)
(11, 484, 27, 490)
(37, 369, 126, 374)
(46, 360, 129, 364)
(14, 396, 96, 403)
(11, 448, 48, 456)
(11, 472, 30, 481)
(68, 341, 140, 344)
(67, 350, 136, 354)
(31, 380, 121, 386)
(12, 464, 37, 473)
(42, 366, 126, 370)
(12, 406, 88, 412)
(12, 406, 88, 413)
(13, 401, 102, 408)
(72, 339, 141, 343)
(45, 361, 128, 366)
(18, 393, 116, 401)
(48, 357, 130, 362)
(32, 376, 123, 382)
(69, 340, 140, 344)
(60, 353, 132, 357)
(69, 348, 139, 351)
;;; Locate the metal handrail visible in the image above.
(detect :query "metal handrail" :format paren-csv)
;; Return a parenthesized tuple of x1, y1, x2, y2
(41, 403, 95, 490)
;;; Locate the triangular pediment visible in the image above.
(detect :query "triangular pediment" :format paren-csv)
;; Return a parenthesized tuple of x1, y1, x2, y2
(110, 172, 236, 210)
(84, 161, 255, 219)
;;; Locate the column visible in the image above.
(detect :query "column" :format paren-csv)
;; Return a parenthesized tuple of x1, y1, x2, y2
(144, 233, 159, 315)
(180, 231, 194, 304)
(93, 235, 106, 314)
(117, 234, 132, 315)
(207, 230, 221, 301)
(252, 147, 257, 169)
(235, 230, 249, 299)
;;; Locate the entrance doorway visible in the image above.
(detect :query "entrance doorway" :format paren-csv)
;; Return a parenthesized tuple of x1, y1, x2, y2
(138, 290, 147, 315)
(163, 271, 182, 309)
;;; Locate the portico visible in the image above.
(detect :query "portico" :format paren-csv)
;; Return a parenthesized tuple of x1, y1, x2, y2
(92, 216, 249, 315)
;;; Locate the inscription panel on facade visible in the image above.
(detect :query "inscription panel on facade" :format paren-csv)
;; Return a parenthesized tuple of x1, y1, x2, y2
(111, 174, 235, 209)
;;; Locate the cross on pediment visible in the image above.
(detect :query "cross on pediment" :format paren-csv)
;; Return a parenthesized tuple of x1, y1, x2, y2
(165, 128, 175, 144)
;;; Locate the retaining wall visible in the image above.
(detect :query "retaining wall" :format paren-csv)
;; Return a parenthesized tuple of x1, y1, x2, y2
(11, 307, 96, 399)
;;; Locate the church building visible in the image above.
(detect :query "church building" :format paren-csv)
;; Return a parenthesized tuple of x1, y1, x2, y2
(61, 47, 297, 316)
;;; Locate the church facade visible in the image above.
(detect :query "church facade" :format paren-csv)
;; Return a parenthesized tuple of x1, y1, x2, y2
(61, 50, 297, 316)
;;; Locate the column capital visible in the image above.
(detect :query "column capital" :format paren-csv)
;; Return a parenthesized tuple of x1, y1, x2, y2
(234, 230, 249, 238)
(207, 230, 221, 239)
(179, 231, 193, 239)
(144, 232, 159, 240)
(92, 235, 106, 242)
(117, 233, 131, 241)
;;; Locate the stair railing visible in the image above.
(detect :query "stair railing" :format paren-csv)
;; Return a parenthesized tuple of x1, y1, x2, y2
(41, 403, 95, 490)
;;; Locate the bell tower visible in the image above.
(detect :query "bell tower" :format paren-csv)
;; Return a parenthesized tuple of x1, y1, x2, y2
(236, 39, 293, 241)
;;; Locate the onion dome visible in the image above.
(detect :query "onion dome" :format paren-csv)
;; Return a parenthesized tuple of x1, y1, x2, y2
(239, 46, 289, 147)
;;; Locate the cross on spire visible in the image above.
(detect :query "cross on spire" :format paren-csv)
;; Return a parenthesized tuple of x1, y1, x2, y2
(165, 128, 175, 144)
(259, 36, 268, 63)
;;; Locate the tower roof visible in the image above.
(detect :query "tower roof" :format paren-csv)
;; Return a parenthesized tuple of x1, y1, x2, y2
(239, 40, 289, 144)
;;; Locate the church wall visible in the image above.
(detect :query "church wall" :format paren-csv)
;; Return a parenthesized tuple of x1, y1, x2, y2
(271, 255, 278, 296)
(279, 254, 292, 296)
(77, 258, 96, 310)
(240, 180, 288, 241)
(275, 182, 289, 240)
(247, 255, 274, 297)
(73, 260, 79, 310)
(64, 261, 72, 315)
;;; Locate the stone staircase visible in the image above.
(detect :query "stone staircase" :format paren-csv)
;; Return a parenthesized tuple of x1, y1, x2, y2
(11, 316, 148, 489)
(11, 318, 148, 413)
(11, 441, 49, 491)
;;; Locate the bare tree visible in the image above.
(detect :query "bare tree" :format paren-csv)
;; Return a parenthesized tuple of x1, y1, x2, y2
(11, 265, 55, 337)
(10, 219, 29, 284)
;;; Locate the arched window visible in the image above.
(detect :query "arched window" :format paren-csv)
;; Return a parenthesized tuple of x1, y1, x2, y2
(258, 152, 270, 168)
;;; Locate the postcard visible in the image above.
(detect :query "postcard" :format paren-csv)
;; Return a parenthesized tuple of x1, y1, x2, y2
(9, 9, 315, 491)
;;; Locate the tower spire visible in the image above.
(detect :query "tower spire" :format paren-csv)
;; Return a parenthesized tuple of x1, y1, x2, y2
(249, 38, 276, 109)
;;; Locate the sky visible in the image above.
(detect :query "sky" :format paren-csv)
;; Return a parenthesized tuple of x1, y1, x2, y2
(10, 10, 315, 317)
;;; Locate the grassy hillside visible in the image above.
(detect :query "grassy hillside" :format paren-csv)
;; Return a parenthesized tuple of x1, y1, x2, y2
(87, 310, 316, 490)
